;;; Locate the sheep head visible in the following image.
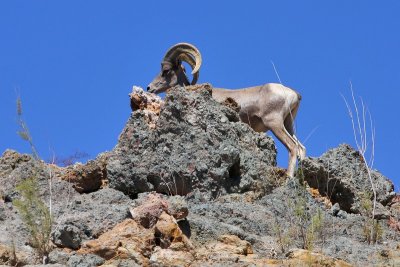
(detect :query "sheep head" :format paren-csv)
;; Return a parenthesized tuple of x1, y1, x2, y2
(147, 43, 202, 93)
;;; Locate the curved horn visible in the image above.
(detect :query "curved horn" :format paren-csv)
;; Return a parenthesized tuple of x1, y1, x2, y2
(163, 43, 202, 75)
(177, 53, 199, 85)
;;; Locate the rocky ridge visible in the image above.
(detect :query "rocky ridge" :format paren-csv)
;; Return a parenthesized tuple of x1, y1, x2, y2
(0, 84, 399, 266)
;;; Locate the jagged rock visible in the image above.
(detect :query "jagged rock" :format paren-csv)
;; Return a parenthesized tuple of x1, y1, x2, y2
(337, 209, 348, 219)
(60, 153, 109, 193)
(150, 234, 255, 267)
(108, 84, 277, 199)
(129, 86, 162, 130)
(215, 234, 253, 255)
(301, 144, 395, 213)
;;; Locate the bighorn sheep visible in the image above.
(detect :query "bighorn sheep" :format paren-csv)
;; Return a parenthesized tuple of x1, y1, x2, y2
(147, 43, 306, 177)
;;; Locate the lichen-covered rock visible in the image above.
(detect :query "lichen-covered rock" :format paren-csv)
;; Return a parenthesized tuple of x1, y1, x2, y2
(108, 84, 277, 199)
(301, 144, 395, 213)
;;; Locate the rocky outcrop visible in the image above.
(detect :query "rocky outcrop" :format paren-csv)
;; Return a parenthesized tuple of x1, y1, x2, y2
(107, 85, 277, 199)
(1, 84, 400, 266)
(301, 144, 395, 214)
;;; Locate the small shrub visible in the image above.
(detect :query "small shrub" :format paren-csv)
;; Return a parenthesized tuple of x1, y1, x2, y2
(305, 208, 324, 250)
(13, 177, 53, 261)
(362, 218, 382, 244)
(272, 176, 327, 254)
(272, 220, 292, 254)
(359, 191, 383, 244)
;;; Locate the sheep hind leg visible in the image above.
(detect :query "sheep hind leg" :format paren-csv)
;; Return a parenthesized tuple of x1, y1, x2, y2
(293, 135, 306, 160)
(269, 122, 299, 178)
(284, 105, 306, 160)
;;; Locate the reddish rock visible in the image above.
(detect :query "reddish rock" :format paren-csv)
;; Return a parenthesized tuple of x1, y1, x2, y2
(60, 153, 108, 193)
(154, 212, 185, 249)
(130, 193, 168, 228)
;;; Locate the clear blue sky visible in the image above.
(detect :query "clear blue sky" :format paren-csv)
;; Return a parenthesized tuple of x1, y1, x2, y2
(1, 1, 399, 188)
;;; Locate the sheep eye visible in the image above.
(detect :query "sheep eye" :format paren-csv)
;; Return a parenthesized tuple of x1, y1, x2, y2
(162, 70, 170, 77)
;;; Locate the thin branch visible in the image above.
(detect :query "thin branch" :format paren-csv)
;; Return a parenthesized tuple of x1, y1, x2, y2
(303, 125, 320, 145)
(340, 93, 358, 149)
(342, 83, 377, 243)
(270, 60, 282, 84)
(350, 83, 364, 152)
